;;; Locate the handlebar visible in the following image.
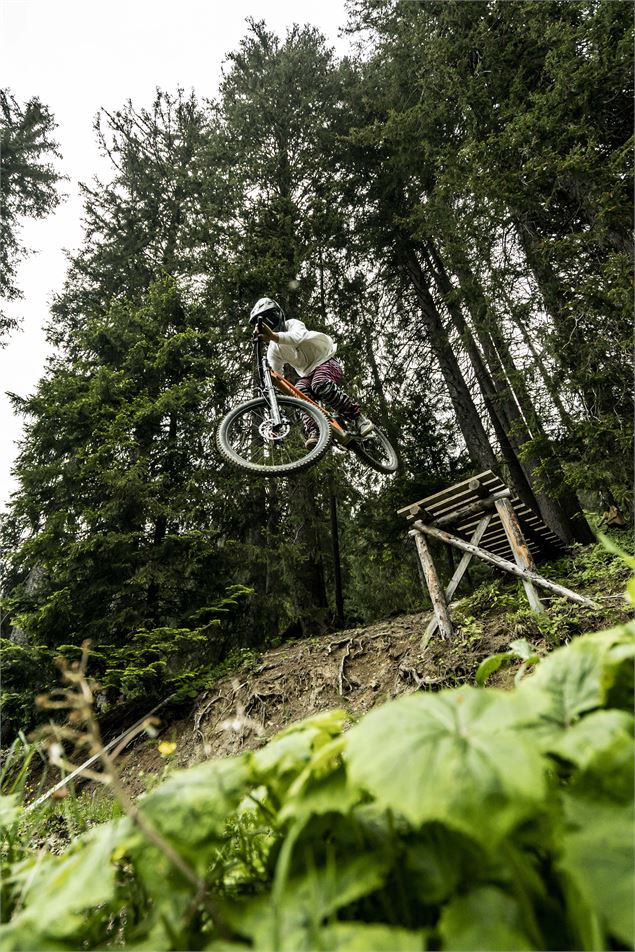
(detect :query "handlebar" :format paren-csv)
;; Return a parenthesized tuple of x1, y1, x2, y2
(252, 317, 264, 343)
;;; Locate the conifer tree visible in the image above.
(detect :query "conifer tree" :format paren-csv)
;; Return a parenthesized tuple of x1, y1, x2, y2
(0, 90, 63, 338)
(343, 0, 625, 534)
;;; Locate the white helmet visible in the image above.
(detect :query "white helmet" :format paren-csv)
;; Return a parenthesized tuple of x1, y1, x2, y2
(249, 297, 286, 331)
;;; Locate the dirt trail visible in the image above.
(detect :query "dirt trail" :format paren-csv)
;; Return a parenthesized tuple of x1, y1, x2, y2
(117, 604, 535, 795)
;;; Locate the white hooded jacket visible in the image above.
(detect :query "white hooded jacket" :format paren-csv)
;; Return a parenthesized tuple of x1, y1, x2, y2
(267, 319, 337, 377)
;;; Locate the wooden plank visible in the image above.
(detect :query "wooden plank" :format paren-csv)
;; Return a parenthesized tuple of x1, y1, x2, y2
(427, 474, 503, 512)
(412, 521, 598, 608)
(413, 532, 454, 640)
(423, 488, 480, 517)
(488, 541, 540, 559)
(459, 503, 564, 556)
(425, 514, 493, 639)
(480, 535, 512, 554)
(397, 470, 502, 516)
(486, 531, 540, 552)
(512, 508, 566, 553)
(399, 470, 568, 566)
(495, 498, 544, 613)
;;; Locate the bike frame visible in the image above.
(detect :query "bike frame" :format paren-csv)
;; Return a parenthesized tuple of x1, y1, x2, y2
(253, 327, 353, 446)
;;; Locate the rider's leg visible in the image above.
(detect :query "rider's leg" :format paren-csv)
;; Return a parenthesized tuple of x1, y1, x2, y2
(310, 358, 360, 419)
(295, 374, 320, 439)
(311, 358, 374, 436)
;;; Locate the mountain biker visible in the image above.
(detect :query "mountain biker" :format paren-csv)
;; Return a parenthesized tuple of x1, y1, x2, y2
(249, 297, 375, 448)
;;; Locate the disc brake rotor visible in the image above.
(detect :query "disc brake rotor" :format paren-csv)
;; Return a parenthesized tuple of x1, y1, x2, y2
(259, 418, 291, 442)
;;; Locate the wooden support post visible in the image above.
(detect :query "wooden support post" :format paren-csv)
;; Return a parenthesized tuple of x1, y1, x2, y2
(412, 521, 598, 608)
(412, 531, 454, 640)
(495, 497, 544, 614)
(425, 514, 492, 639)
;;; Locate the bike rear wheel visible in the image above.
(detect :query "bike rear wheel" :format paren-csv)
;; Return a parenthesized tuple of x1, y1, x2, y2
(216, 395, 332, 476)
(350, 426, 399, 474)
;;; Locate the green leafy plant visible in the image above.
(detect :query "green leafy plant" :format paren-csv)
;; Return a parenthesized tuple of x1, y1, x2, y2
(0, 585, 252, 742)
(475, 637, 541, 685)
(1, 620, 633, 951)
(456, 578, 518, 617)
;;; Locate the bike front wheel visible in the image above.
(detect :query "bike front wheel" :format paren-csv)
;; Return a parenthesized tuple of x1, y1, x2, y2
(350, 426, 399, 474)
(216, 395, 332, 476)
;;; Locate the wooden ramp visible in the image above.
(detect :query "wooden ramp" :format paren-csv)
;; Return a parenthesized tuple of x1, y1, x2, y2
(398, 470, 596, 644)
(397, 469, 565, 561)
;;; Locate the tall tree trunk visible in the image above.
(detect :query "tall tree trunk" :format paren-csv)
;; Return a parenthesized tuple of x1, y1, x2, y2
(506, 303, 574, 429)
(437, 241, 546, 439)
(420, 242, 539, 512)
(288, 471, 328, 636)
(398, 241, 498, 473)
(359, 304, 403, 467)
(328, 473, 344, 627)
(514, 218, 602, 414)
(425, 241, 594, 545)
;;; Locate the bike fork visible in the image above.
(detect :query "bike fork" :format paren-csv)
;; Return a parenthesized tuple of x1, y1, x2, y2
(261, 358, 284, 429)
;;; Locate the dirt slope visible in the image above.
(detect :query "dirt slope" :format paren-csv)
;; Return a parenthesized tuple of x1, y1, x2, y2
(117, 604, 541, 795)
(113, 554, 633, 798)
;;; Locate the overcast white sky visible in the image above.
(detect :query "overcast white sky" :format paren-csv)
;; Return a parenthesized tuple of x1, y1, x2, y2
(0, 0, 350, 510)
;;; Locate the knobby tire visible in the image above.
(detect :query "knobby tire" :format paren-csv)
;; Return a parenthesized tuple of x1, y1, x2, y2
(350, 426, 399, 474)
(216, 395, 332, 476)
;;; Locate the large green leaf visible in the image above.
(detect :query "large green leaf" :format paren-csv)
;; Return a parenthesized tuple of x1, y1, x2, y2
(523, 625, 635, 735)
(438, 886, 536, 950)
(403, 823, 488, 906)
(317, 922, 426, 950)
(279, 762, 360, 823)
(600, 624, 635, 710)
(204, 942, 251, 951)
(253, 710, 348, 781)
(2, 819, 123, 941)
(140, 754, 251, 852)
(523, 637, 607, 728)
(226, 852, 389, 949)
(564, 722, 635, 805)
(545, 708, 634, 770)
(345, 686, 549, 842)
(557, 795, 635, 948)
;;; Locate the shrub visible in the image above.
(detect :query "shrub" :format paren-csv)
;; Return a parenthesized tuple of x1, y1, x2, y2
(1, 620, 633, 950)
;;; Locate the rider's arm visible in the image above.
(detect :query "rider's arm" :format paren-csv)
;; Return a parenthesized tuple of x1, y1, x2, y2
(268, 344, 284, 373)
(275, 319, 308, 346)
(258, 319, 308, 347)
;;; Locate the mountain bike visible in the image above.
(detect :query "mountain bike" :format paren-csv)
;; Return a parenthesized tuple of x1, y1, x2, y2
(216, 323, 399, 477)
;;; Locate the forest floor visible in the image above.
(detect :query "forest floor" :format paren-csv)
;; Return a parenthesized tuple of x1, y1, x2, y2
(115, 558, 631, 798)
(10, 538, 633, 856)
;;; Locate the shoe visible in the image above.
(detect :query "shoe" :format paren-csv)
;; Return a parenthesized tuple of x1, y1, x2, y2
(304, 432, 319, 449)
(356, 414, 375, 438)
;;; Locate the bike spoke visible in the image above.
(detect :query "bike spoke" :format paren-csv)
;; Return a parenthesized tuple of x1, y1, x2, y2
(227, 406, 310, 465)
(218, 395, 332, 476)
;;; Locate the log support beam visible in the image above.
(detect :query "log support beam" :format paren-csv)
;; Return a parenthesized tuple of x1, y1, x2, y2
(412, 520, 598, 609)
(413, 531, 454, 641)
(424, 514, 492, 641)
(494, 496, 544, 614)
(430, 488, 510, 529)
